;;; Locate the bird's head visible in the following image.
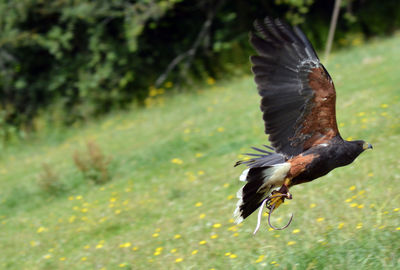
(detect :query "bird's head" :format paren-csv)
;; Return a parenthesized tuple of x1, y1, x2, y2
(345, 139, 373, 158)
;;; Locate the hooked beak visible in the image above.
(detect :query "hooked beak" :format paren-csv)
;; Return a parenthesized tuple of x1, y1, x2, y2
(363, 142, 373, 150)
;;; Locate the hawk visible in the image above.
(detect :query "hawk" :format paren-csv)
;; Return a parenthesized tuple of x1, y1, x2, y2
(234, 17, 372, 231)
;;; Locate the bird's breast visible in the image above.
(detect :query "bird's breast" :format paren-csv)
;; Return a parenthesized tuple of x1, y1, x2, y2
(290, 145, 343, 186)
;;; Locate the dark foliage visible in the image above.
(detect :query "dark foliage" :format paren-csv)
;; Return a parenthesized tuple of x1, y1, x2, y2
(0, 0, 399, 140)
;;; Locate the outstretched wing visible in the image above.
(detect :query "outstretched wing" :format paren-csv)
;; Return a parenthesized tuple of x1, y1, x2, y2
(250, 17, 339, 157)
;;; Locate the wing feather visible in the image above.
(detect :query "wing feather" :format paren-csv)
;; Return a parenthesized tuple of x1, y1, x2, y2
(250, 18, 339, 157)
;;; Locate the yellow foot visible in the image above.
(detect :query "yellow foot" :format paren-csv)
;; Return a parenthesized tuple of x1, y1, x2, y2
(267, 191, 288, 211)
(267, 179, 292, 211)
(253, 188, 294, 234)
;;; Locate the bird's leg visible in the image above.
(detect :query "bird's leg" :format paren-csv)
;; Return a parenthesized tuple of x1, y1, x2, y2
(266, 178, 292, 211)
(253, 179, 294, 234)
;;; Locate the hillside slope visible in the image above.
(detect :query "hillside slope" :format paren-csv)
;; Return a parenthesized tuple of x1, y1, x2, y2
(0, 35, 399, 269)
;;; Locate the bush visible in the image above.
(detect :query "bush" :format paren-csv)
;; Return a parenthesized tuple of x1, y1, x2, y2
(73, 141, 112, 185)
(37, 163, 64, 195)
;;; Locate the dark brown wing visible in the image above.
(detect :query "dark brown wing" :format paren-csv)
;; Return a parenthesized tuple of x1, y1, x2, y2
(250, 17, 339, 157)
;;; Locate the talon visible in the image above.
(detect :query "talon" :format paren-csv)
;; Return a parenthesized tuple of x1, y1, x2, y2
(267, 189, 292, 211)
(267, 192, 286, 210)
(253, 192, 293, 234)
(253, 185, 294, 234)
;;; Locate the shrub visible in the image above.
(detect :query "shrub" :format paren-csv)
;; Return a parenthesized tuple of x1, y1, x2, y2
(73, 141, 112, 184)
(37, 163, 64, 195)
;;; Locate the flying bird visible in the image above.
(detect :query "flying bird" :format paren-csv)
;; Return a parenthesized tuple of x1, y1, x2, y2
(234, 17, 372, 232)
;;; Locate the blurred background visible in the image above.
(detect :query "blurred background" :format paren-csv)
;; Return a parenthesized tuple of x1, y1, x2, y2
(0, 0, 400, 139)
(0, 0, 399, 269)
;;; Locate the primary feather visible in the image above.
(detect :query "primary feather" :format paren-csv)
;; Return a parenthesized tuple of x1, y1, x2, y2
(251, 17, 338, 157)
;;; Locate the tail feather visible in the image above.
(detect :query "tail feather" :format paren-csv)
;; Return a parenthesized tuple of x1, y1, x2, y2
(234, 167, 273, 223)
(234, 146, 285, 168)
(234, 163, 290, 224)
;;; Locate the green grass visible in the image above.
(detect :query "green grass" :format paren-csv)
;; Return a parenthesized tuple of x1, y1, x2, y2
(1, 35, 400, 270)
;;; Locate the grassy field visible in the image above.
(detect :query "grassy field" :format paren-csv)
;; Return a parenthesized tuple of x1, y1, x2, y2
(1, 34, 400, 270)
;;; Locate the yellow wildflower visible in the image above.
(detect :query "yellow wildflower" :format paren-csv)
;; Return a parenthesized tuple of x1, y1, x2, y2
(119, 242, 131, 248)
(255, 255, 265, 263)
(207, 77, 216, 85)
(171, 158, 183, 165)
(165, 81, 173, 88)
(30, 241, 38, 247)
(37, 226, 47, 233)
